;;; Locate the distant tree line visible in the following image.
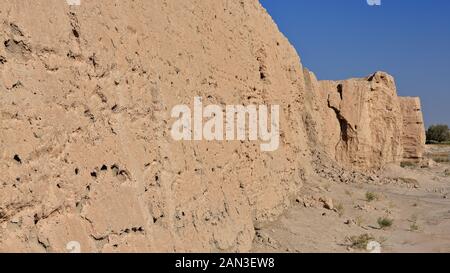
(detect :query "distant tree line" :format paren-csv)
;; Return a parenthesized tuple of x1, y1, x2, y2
(426, 124, 450, 144)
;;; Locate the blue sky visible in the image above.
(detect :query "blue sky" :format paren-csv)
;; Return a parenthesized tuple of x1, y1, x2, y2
(259, 0, 450, 127)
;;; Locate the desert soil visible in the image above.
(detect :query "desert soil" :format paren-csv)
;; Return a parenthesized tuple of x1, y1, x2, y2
(252, 145, 450, 253)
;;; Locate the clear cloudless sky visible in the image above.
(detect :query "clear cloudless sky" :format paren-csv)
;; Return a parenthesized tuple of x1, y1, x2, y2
(259, 0, 450, 127)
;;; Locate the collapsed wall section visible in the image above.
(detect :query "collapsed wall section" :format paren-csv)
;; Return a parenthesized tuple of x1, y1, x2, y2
(305, 70, 425, 169)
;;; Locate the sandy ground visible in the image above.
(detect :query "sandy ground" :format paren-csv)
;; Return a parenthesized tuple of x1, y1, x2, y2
(252, 145, 450, 253)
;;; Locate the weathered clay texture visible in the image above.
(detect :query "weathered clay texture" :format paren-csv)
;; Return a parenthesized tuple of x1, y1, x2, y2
(399, 97, 426, 162)
(0, 0, 425, 252)
(0, 0, 313, 252)
(304, 70, 425, 169)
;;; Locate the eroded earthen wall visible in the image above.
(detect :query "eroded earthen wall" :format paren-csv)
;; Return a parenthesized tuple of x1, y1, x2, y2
(0, 0, 426, 253)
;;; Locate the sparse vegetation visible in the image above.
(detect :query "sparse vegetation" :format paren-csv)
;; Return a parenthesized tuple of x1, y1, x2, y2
(426, 124, 450, 144)
(355, 216, 364, 227)
(347, 234, 375, 250)
(377, 217, 394, 229)
(365, 191, 379, 202)
(427, 149, 450, 163)
(335, 203, 345, 217)
(434, 157, 450, 163)
(388, 201, 396, 209)
(409, 222, 419, 232)
(408, 215, 419, 231)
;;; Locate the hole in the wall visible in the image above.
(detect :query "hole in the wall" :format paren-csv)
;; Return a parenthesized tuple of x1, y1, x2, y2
(260, 72, 266, 80)
(111, 164, 119, 176)
(13, 154, 22, 164)
(72, 28, 80, 38)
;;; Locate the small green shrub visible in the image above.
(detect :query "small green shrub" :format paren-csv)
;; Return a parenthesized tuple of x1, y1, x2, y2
(347, 234, 375, 250)
(377, 217, 393, 229)
(366, 191, 378, 202)
(410, 222, 419, 232)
